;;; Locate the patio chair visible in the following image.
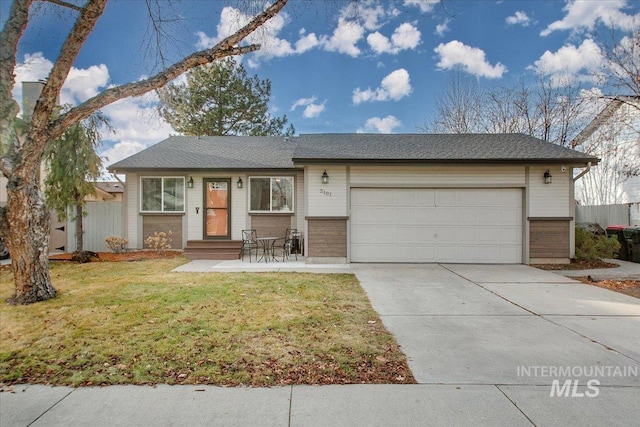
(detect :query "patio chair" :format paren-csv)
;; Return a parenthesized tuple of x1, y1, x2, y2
(276, 228, 298, 262)
(241, 229, 258, 262)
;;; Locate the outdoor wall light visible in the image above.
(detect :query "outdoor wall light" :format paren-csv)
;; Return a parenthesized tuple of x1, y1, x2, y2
(237, 177, 243, 189)
(188, 177, 194, 188)
(322, 170, 329, 184)
(544, 169, 552, 184)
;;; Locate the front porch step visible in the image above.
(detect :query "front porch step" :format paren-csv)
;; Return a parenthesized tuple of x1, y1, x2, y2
(183, 240, 243, 260)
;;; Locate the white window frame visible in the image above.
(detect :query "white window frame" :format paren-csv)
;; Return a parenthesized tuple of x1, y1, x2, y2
(249, 176, 295, 213)
(140, 176, 185, 213)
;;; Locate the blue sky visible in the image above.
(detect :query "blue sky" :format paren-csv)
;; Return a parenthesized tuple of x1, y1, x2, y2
(4, 0, 639, 167)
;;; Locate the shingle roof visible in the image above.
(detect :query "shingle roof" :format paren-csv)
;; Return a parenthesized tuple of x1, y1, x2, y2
(109, 136, 297, 171)
(293, 133, 599, 165)
(94, 182, 124, 193)
(109, 133, 599, 171)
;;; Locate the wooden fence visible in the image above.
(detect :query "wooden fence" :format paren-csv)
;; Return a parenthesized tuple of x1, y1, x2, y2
(575, 204, 631, 228)
(66, 201, 124, 252)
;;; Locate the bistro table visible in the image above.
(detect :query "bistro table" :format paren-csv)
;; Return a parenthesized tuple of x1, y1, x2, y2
(256, 237, 280, 263)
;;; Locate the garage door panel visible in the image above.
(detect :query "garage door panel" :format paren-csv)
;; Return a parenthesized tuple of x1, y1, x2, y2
(351, 188, 522, 263)
(393, 190, 417, 205)
(414, 190, 436, 207)
(351, 224, 395, 243)
(499, 227, 522, 243)
(351, 189, 379, 205)
(497, 208, 522, 225)
(431, 208, 456, 224)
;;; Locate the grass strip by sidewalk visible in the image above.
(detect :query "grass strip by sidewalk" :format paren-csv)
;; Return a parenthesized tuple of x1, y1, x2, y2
(0, 258, 414, 386)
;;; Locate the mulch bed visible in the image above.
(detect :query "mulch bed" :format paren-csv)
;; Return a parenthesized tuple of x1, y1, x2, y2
(574, 276, 640, 299)
(532, 259, 619, 271)
(532, 259, 639, 299)
(49, 251, 184, 263)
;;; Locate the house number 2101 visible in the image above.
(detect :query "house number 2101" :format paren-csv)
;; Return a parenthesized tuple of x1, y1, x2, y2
(320, 189, 332, 197)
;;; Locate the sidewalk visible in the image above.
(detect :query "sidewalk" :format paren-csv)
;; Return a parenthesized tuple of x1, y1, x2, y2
(4, 383, 639, 427)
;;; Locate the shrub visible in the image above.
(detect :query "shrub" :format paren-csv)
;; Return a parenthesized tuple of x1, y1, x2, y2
(105, 236, 128, 253)
(145, 231, 173, 252)
(575, 227, 620, 261)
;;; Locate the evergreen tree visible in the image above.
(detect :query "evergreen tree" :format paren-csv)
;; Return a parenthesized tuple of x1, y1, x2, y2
(158, 57, 294, 137)
(44, 111, 111, 253)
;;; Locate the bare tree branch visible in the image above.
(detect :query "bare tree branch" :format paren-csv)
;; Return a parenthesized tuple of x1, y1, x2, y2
(43, 0, 84, 12)
(30, 0, 107, 144)
(51, 0, 288, 139)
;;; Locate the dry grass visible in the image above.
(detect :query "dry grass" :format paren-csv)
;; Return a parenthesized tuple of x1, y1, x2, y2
(0, 258, 414, 386)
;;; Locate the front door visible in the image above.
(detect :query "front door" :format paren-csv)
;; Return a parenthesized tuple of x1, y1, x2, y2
(204, 179, 231, 239)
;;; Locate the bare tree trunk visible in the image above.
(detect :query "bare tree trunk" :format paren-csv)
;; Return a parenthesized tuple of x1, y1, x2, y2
(5, 170, 56, 305)
(1, 0, 289, 304)
(75, 201, 83, 252)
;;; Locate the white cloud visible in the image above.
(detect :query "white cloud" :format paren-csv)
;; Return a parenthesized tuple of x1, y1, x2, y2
(295, 30, 320, 54)
(541, 0, 639, 36)
(353, 68, 412, 104)
(13, 52, 52, 83)
(291, 96, 316, 111)
(290, 96, 327, 118)
(195, 6, 323, 67)
(528, 38, 603, 83)
(12, 52, 171, 171)
(367, 31, 393, 54)
(506, 11, 531, 26)
(320, 18, 364, 57)
(13, 52, 110, 112)
(404, 0, 441, 14)
(321, 2, 423, 57)
(62, 64, 110, 104)
(195, 1, 426, 63)
(435, 19, 450, 37)
(391, 22, 421, 50)
(341, 1, 387, 31)
(434, 40, 507, 78)
(302, 102, 326, 119)
(101, 140, 147, 168)
(12, 52, 53, 114)
(358, 115, 402, 133)
(100, 93, 174, 161)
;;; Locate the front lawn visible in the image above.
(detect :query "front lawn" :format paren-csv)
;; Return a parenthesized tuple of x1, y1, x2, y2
(0, 258, 414, 386)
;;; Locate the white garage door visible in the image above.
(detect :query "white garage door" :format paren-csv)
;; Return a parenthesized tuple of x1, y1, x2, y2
(350, 188, 522, 263)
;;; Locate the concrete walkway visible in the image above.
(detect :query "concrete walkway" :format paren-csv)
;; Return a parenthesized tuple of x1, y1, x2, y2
(2, 262, 639, 426)
(171, 257, 352, 274)
(553, 258, 640, 281)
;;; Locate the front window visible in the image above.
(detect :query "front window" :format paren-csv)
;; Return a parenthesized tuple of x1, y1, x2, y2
(250, 177, 294, 212)
(141, 177, 185, 212)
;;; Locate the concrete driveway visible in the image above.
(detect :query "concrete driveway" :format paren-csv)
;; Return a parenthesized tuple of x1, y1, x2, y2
(352, 263, 640, 423)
